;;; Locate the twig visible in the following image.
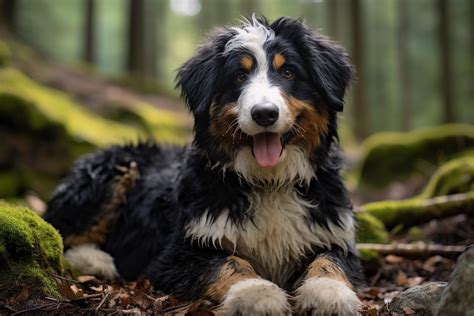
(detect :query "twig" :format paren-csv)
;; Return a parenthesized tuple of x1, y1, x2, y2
(96, 292, 110, 312)
(160, 302, 193, 313)
(11, 302, 57, 315)
(52, 274, 82, 284)
(0, 304, 17, 312)
(357, 242, 467, 258)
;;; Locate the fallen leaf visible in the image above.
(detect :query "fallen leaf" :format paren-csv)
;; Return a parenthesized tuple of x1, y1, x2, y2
(385, 255, 403, 264)
(77, 275, 96, 283)
(395, 270, 408, 286)
(402, 307, 416, 315)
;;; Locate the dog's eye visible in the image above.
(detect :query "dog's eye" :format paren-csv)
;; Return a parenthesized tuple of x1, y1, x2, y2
(283, 69, 294, 80)
(236, 73, 248, 84)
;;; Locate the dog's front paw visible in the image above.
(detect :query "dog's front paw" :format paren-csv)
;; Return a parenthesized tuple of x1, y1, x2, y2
(294, 277, 361, 316)
(219, 278, 290, 315)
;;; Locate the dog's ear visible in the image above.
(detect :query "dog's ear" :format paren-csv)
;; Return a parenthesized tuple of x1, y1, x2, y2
(271, 18, 353, 112)
(176, 31, 229, 116)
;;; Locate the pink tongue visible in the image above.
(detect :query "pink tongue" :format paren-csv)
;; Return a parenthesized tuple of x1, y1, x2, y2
(252, 133, 282, 168)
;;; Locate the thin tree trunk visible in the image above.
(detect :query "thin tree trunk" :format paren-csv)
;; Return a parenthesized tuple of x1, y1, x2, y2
(469, 0, 474, 104)
(127, 0, 146, 76)
(0, 0, 17, 34)
(328, 0, 339, 39)
(240, 0, 261, 17)
(398, 0, 411, 130)
(437, 0, 455, 122)
(83, 0, 96, 63)
(350, 0, 368, 140)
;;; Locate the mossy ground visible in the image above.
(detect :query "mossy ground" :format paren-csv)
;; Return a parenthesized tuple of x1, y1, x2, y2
(0, 201, 64, 301)
(0, 68, 190, 198)
(355, 124, 474, 189)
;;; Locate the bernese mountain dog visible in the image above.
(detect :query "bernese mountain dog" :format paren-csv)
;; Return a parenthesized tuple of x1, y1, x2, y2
(45, 16, 363, 315)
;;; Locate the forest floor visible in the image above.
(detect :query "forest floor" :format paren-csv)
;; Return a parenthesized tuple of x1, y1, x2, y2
(2, 213, 470, 315)
(2, 43, 472, 316)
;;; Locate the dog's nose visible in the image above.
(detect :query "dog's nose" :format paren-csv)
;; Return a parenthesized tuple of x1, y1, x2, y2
(251, 103, 279, 127)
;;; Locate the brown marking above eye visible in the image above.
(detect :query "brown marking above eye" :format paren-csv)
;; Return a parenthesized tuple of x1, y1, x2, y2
(240, 55, 253, 72)
(273, 53, 286, 70)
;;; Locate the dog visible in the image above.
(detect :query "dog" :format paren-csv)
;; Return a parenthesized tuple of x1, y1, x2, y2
(45, 16, 363, 315)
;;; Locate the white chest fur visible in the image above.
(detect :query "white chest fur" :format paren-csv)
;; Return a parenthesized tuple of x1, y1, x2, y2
(185, 186, 355, 287)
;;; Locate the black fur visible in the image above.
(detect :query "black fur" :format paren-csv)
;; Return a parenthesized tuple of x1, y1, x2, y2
(45, 16, 362, 303)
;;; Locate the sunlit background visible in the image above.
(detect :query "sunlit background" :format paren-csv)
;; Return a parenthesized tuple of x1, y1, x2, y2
(10, 0, 474, 136)
(0, 0, 473, 202)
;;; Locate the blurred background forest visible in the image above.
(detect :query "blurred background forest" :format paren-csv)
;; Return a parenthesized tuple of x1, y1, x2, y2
(2, 0, 473, 137)
(0, 1, 474, 314)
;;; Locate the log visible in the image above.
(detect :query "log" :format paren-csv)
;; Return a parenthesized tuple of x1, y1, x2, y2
(357, 242, 466, 258)
(359, 192, 474, 229)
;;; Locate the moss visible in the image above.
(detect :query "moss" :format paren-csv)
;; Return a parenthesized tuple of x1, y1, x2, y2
(362, 191, 474, 229)
(0, 201, 64, 300)
(419, 157, 474, 199)
(355, 124, 474, 188)
(359, 248, 379, 262)
(0, 40, 10, 67)
(359, 156, 474, 229)
(356, 212, 389, 243)
(0, 68, 144, 146)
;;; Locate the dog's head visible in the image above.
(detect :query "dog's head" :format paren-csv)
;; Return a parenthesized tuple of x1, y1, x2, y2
(177, 16, 352, 184)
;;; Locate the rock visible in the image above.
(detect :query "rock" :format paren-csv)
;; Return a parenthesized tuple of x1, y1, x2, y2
(436, 246, 474, 315)
(0, 201, 65, 306)
(355, 124, 474, 189)
(385, 282, 447, 315)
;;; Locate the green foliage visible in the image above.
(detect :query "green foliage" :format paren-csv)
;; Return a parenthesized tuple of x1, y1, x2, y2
(0, 201, 64, 299)
(355, 124, 474, 189)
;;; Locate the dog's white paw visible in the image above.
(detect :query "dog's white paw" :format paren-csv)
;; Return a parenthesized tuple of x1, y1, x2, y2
(219, 278, 290, 315)
(65, 243, 118, 280)
(294, 277, 361, 316)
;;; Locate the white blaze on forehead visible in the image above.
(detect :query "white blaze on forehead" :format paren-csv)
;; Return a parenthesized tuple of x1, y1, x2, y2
(224, 16, 290, 136)
(224, 15, 275, 68)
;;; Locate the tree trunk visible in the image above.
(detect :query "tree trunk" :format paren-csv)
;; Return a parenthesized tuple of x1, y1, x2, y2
(83, 0, 96, 63)
(470, 0, 474, 104)
(0, 0, 17, 34)
(127, 0, 146, 76)
(328, 0, 339, 39)
(437, 0, 455, 123)
(240, 0, 261, 17)
(398, 0, 412, 130)
(350, 0, 368, 140)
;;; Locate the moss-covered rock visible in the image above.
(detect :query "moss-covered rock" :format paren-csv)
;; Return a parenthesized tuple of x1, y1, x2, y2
(359, 156, 474, 229)
(419, 157, 474, 199)
(0, 201, 64, 302)
(355, 124, 474, 189)
(356, 212, 389, 243)
(0, 68, 141, 198)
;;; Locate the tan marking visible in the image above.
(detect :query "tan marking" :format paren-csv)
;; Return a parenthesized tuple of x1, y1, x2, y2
(64, 161, 140, 246)
(273, 53, 286, 70)
(205, 256, 258, 303)
(305, 254, 353, 289)
(283, 95, 329, 155)
(209, 102, 243, 158)
(240, 55, 253, 72)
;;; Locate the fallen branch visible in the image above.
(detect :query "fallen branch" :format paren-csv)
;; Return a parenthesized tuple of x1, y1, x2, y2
(357, 242, 467, 258)
(358, 192, 474, 229)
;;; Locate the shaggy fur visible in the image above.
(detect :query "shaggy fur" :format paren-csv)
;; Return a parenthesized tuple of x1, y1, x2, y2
(45, 16, 363, 315)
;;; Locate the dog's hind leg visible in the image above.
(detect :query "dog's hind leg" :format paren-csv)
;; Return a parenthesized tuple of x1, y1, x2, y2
(45, 146, 140, 279)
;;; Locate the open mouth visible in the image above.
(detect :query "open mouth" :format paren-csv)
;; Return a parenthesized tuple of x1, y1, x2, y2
(251, 132, 283, 168)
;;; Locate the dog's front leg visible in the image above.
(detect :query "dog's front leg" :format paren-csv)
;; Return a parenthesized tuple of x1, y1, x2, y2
(294, 253, 361, 315)
(208, 256, 290, 315)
